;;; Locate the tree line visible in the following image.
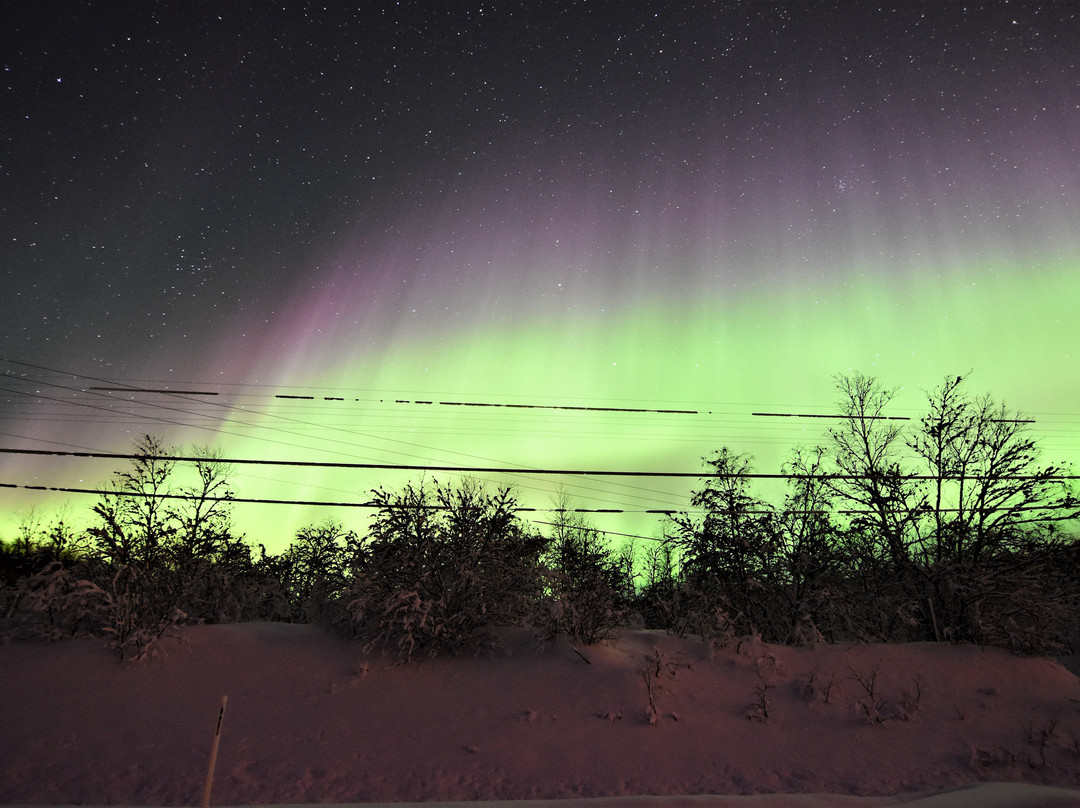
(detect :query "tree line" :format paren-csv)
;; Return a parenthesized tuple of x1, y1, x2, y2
(2, 372, 1077, 660)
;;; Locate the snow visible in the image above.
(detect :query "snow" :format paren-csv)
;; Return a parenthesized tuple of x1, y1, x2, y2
(2, 623, 1079, 807)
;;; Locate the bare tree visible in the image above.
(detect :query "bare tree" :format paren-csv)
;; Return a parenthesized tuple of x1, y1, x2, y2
(173, 447, 235, 562)
(824, 373, 1079, 647)
(909, 374, 1079, 566)
(89, 435, 177, 567)
(88, 437, 240, 568)
(824, 373, 927, 567)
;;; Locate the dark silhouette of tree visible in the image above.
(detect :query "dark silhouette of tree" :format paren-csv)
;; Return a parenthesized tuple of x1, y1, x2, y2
(173, 447, 235, 563)
(824, 373, 927, 567)
(903, 374, 1080, 647)
(667, 448, 781, 639)
(910, 373, 1079, 566)
(80, 435, 248, 656)
(89, 435, 177, 567)
(88, 436, 240, 569)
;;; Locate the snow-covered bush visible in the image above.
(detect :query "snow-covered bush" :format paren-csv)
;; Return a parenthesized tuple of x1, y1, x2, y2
(539, 509, 632, 644)
(268, 520, 359, 624)
(633, 542, 681, 631)
(665, 448, 843, 643)
(343, 480, 549, 660)
(98, 563, 185, 660)
(0, 553, 182, 660)
(925, 541, 1080, 655)
(2, 559, 107, 641)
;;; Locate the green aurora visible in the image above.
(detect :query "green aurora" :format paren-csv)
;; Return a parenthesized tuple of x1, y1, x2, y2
(7, 254, 1072, 550)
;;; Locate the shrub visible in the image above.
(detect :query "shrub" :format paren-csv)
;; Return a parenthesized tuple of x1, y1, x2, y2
(273, 521, 358, 624)
(541, 510, 631, 644)
(666, 449, 790, 640)
(343, 480, 548, 660)
(2, 560, 107, 641)
(97, 563, 186, 660)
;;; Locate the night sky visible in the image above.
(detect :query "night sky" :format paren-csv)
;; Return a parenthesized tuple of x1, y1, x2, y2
(3, 2, 1079, 548)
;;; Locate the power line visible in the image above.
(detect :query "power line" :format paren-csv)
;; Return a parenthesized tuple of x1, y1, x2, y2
(529, 521, 663, 543)
(1, 358, 690, 511)
(3, 480, 1072, 517)
(87, 387, 221, 395)
(0, 445, 737, 476)
(10, 360, 1079, 425)
(87, 387, 700, 414)
(753, 412, 911, 421)
(4, 358, 1076, 523)
(0, 480, 670, 516)
(6, 361, 1072, 457)
(3, 447, 1077, 481)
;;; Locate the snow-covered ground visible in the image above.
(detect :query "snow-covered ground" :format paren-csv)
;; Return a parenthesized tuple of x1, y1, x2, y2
(3, 623, 1079, 807)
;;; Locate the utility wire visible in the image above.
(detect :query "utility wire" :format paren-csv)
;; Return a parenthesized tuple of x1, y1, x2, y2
(0, 481, 637, 511)
(2, 480, 1072, 517)
(1, 359, 688, 510)
(2, 447, 1077, 481)
(13, 362, 1080, 425)
(4, 359, 1076, 520)
(90, 388, 701, 415)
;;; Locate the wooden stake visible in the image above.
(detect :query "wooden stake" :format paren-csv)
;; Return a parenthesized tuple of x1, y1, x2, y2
(201, 696, 227, 808)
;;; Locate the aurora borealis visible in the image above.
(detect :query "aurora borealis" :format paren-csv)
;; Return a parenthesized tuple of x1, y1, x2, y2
(2, 2, 1078, 548)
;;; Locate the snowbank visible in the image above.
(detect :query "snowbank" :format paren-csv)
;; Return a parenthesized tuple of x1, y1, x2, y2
(2, 623, 1079, 807)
